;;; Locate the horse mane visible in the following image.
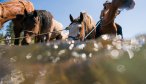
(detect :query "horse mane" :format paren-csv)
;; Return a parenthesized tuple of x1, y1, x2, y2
(80, 12, 95, 30)
(35, 10, 53, 32)
(80, 12, 96, 39)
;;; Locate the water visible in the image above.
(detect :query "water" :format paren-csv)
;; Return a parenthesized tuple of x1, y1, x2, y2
(0, 34, 146, 84)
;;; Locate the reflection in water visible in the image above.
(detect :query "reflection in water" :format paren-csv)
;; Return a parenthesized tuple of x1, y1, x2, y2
(1, 69, 25, 84)
(0, 35, 146, 84)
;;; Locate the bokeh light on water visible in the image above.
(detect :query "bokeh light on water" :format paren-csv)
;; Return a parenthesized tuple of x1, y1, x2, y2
(0, 35, 146, 84)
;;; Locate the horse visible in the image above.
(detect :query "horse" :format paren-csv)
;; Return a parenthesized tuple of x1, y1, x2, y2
(0, 0, 34, 45)
(68, 12, 96, 41)
(50, 19, 64, 40)
(21, 10, 64, 45)
(96, 0, 135, 38)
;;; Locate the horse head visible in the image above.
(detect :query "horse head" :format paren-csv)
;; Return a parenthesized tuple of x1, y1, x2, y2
(21, 10, 39, 45)
(68, 12, 84, 41)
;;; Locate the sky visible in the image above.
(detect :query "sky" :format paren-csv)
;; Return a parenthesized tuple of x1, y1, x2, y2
(0, 0, 146, 38)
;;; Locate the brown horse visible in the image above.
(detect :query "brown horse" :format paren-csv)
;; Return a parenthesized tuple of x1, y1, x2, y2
(96, 0, 135, 38)
(0, 0, 34, 45)
(68, 12, 96, 41)
(21, 10, 64, 45)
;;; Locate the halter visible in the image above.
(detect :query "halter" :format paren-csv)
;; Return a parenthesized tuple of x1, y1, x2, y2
(67, 23, 81, 40)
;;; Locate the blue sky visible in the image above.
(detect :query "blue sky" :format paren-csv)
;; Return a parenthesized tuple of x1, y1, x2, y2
(0, 0, 146, 38)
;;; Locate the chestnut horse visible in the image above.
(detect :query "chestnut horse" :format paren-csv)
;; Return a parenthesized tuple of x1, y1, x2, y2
(96, 0, 135, 38)
(21, 10, 64, 45)
(0, 0, 34, 45)
(68, 12, 96, 41)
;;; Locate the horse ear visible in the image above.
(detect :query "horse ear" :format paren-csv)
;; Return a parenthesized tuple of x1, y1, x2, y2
(79, 12, 83, 23)
(33, 10, 38, 17)
(70, 14, 74, 22)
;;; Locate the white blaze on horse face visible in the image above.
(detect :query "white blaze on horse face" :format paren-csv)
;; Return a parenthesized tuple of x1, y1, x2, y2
(69, 23, 82, 37)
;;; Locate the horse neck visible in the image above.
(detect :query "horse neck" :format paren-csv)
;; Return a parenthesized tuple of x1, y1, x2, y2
(0, 1, 34, 28)
(103, 4, 118, 24)
(101, 4, 119, 34)
(83, 14, 95, 33)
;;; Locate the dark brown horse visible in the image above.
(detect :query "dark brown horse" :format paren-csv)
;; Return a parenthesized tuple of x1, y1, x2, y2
(21, 10, 64, 45)
(96, 0, 135, 38)
(0, 0, 34, 45)
(68, 12, 96, 41)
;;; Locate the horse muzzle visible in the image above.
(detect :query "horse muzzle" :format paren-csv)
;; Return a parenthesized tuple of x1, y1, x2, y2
(22, 34, 33, 45)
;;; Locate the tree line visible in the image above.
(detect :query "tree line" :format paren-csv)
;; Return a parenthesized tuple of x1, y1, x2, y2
(0, 21, 14, 44)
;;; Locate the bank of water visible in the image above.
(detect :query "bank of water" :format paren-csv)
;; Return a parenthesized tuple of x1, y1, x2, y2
(0, 35, 146, 84)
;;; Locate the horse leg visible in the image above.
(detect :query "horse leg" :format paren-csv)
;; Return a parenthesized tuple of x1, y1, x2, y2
(13, 26, 22, 45)
(34, 35, 40, 43)
(40, 35, 45, 43)
(46, 33, 51, 42)
(46, 26, 54, 42)
(34, 35, 45, 43)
